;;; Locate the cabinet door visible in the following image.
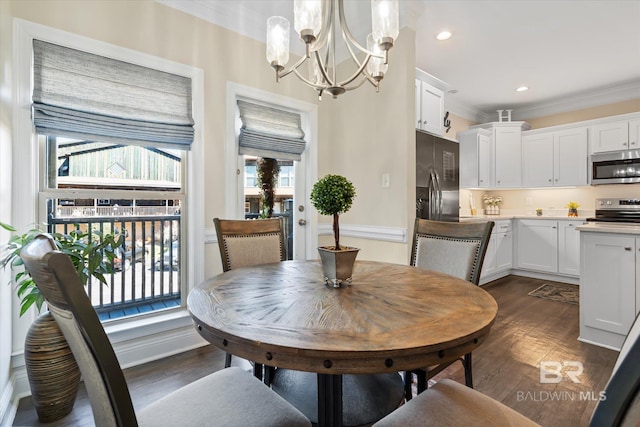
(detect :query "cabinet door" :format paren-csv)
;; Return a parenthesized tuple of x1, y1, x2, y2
(637, 237, 640, 318)
(415, 79, 421, 130)
(590, 120, 629, 153)
(558, 221, 582, 276)
(516, 220, 558, 273)
(477, 133, 492, 188)
(554, 127, 588, 186)
(418, 81, 444, 135)
(481, 236, 497, 277)
(495, 231, 513, 271)
(630, 119, 640, 150)
(494, 127, 522, 187)
(522, 132, 554, 187)
(581, 233, 636, 335)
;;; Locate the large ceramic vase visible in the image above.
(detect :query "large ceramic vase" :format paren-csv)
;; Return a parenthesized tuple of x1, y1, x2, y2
(318, 246, 360, 288)
(24, 311, 81, 422)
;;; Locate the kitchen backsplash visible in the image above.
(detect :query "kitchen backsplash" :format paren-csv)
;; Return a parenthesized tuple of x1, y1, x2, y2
(461, 184, 639, 217)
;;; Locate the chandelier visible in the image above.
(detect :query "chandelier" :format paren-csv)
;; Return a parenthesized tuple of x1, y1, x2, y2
(266, 0, 399, 100)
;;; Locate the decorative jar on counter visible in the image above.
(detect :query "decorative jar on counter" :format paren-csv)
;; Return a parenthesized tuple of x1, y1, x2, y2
(485, 206, 500, 215)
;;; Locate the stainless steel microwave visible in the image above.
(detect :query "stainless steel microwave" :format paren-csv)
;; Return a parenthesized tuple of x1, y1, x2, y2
(590, 150, 640, 184)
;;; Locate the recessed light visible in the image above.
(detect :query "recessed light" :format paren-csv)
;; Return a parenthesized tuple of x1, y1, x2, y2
(436, 31, 452, 41)
(516, 86, 529, 92)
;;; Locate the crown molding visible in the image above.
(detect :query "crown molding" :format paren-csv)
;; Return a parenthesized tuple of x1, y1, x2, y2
(510, 80, 640, 121)
(444, 96, 492, 124)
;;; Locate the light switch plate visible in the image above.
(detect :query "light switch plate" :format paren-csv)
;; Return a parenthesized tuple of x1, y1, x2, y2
(382, 173, 391, 188)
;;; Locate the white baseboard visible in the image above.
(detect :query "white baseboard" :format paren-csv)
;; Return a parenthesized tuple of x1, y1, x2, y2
(510, 269, 579, 285)
(0, 377, 18, 427)
(114, 325, 208, 370)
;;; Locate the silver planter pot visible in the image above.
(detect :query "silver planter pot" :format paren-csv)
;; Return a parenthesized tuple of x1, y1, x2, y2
(317, 246, 360, 288)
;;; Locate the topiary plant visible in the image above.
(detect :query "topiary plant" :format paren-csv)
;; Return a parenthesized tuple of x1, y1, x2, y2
(310, 174, 356, 250)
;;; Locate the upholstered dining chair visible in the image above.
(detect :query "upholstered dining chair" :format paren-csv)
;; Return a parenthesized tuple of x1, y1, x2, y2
(214, 217, 286, 273)
(405, 218, 494, 398)
(213, 217, 286, 371)
(20, 234, 310, 427)
(375, 310, 640, 427)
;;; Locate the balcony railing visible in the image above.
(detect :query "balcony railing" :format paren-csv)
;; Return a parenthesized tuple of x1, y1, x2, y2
(47, 213, 181, 320)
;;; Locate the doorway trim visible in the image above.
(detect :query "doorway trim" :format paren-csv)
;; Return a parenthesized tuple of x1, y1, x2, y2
(225, 82, 318, 259)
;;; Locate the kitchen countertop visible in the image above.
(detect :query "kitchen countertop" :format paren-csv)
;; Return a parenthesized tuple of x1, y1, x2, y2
(575, 222, 640, 235)
(460, 215, 591, 222)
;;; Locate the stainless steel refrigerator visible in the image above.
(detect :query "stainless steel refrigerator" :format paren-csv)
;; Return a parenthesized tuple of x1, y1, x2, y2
(416, 130, 460, 222)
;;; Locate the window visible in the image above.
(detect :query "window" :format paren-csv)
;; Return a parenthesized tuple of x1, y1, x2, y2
(23, 34, 204, 322)
(245, 163, 257, 188)
(279, 163, 294, 188)
(42, 136, 185, 320)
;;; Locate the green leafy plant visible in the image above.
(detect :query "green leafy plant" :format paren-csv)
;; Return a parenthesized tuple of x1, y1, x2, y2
(310, 174, 356, 250)
(1, 222, 124, 316)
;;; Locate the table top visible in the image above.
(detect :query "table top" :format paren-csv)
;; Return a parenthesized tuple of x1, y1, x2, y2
(188, 260, 498, 375)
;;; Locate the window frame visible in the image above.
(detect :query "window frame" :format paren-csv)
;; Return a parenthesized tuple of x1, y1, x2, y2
(14, 19, 205, 330)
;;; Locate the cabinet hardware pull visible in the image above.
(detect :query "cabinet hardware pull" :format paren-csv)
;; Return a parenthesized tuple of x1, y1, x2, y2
(624, 247, 632, 251)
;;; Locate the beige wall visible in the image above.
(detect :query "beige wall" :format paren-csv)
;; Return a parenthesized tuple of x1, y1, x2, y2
(527, 99, 640, 129)
(317, 26, 417, 263)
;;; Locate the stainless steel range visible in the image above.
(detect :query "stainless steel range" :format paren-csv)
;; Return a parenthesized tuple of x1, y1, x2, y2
(587, 198, 640, 223)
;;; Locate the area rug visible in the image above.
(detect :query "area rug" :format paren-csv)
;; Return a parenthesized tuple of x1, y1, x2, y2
(528, 283, 579, 305)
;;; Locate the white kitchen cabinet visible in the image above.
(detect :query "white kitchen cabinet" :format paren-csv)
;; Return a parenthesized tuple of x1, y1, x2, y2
(460, 122, 529, 189)
(580, 233, 638, 349)
(480, 220, 512, 284)
(494, 126, 523, 188)
(459, 128, 492, 188)
(522, 132, 554, 186)
(589, 119, 639, 153)
(631, 118, 640, 150)
(522, 127, 588, 187)
(415, 78, 444, 136)
(558, 220, 584, 276)
(554, 127, 589, 186)
(516, 219, 584, 278)
(516, 219, 558, 273)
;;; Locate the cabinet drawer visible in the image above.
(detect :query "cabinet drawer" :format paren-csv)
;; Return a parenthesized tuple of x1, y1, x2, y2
(493, 220, 512, 234)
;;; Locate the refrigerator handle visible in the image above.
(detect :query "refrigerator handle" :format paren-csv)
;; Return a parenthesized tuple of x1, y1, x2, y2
(433, 169, 443, 220)
(428, 171, 436, 220)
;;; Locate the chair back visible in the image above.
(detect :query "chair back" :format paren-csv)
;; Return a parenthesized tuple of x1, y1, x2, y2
(214, 217, 286, 272)
(410, 219, 494, 285)
(20, 234, 138, 427)
(590, 312, 640, 426)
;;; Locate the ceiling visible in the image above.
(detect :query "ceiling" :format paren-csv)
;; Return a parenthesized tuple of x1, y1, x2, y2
(157, 0, 640, 121)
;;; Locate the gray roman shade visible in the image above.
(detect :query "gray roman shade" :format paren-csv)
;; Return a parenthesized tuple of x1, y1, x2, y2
(237, 100, 306, 161)
(32, 39, 194, 148)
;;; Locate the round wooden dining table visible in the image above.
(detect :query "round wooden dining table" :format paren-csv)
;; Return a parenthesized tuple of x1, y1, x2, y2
(188, 260, 498, 427)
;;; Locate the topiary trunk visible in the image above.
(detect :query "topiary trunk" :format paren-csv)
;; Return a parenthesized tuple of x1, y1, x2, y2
(256, 158, 279, 218)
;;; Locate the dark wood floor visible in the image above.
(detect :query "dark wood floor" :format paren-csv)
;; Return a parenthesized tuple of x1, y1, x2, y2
(12, 275, 618, 427)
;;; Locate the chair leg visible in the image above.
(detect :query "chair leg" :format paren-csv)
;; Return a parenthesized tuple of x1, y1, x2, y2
(264, 366, 275, 386)
(224, 352, 232, 368)
(463, 353, 473, 388)
(416, 369, 427, 394)
(253, 363, 264, 380)
(403, 371, 413, 401)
